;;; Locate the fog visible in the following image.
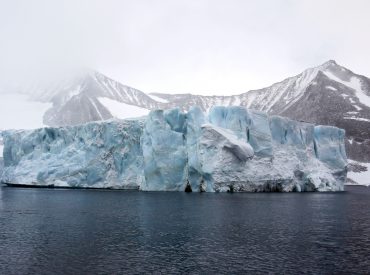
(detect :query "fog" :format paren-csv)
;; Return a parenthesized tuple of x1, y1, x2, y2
(1, 0, 369, 95)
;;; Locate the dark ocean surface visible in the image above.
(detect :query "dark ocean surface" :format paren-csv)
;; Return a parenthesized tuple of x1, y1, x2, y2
(0, 185, 370, 274)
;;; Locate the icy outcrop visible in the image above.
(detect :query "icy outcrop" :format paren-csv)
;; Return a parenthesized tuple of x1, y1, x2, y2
(2, 120, 145, 189)
(1, 106, 347, 192)
(141, 109, 187, 191)
(314, 125, 347, 170)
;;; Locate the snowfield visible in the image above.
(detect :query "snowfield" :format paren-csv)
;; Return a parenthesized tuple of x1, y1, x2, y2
(0, 94, 52, 130)
(323, 70, 370, 108)
(98, 97, 150, 119)
(347, 159, 370, 186)
(147, 94, 169, 103)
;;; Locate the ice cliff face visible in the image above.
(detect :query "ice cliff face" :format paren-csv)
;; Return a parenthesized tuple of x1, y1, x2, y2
(1, 106, 347, 192)
(2, 120, 145, 189)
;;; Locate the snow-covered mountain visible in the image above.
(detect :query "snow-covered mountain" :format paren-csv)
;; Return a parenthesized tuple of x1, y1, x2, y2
(37, 70, 165, 126)
(0, 70, 166, 130)
(153, 61, 370, 133)
(0, 60, 369, 184)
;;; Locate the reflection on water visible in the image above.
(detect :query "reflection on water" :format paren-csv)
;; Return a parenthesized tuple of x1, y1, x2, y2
(0, 185, 370, 274)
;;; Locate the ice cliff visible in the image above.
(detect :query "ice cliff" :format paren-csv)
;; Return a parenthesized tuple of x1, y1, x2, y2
(1, 106, 347, 192)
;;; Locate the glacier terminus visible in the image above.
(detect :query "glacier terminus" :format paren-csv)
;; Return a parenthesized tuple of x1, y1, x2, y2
(1, 106, 347, 192)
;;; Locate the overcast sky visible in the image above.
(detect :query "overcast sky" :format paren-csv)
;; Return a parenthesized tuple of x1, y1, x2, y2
(0, 0, 369, 95)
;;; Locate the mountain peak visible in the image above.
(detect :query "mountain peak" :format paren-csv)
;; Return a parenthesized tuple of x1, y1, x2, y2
(317, 59, 340, 71)
(324, 59, 337, 66)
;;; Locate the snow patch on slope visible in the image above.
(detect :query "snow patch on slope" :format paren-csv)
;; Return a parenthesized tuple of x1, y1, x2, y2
(66, 84, 83, 100)
(343, 117, 370, 122)
(353, 105, 362, 111)
(98, 97, 149, 119)
(264, 65, 323, 113)
(89, 98, 104, 120)
(323, 71, 370, 107)
(326, 86, 337, 91)
(347, 159, 370, 186)
(147, 94, 169, 103)
(0, 94, 52, 130)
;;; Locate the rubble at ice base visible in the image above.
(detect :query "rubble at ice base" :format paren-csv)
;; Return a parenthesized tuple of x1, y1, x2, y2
(1, 106, 347, 192)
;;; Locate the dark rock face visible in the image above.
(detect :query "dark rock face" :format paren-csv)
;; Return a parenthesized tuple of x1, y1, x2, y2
(346, 139, 370, 162)
(348, 162, 368, 173)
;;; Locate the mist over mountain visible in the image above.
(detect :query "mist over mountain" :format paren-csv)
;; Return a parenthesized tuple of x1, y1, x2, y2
(0, 60, 369, 183)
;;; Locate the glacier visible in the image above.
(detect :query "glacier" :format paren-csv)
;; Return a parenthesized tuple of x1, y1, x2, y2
(1, 106, 347, 192)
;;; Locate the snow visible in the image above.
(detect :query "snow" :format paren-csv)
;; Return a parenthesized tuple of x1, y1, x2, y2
(353, 105, 362, 111)
(89, 98, 104, 120)
(343, 117, 370, 122)
(295, 67, 320, 93)
(98, 97, 149, 119)
(324, 70, 370, 107)
(147, 94, 169, 103)
(0, 94, 52, 130)
(67, 85, 82, 99)
(326, 86, 337, 91)
(355, 86, 370, 108)
(253, 66, 323, 114)
(1, 106, 347, 192)
(347, 159, 370, 186)
(232, 96, 241, 106)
